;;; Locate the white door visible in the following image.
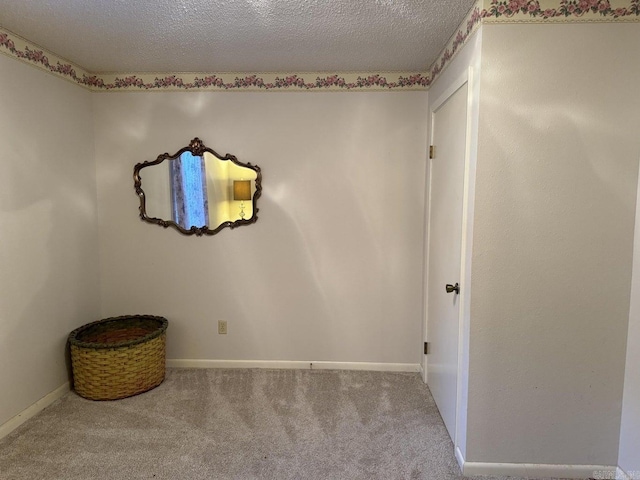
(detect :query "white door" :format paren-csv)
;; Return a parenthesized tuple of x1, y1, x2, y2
(425, 82, 468, 441)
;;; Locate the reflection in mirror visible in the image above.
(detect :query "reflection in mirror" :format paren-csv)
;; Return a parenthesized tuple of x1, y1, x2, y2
(134, 138, 261, 236)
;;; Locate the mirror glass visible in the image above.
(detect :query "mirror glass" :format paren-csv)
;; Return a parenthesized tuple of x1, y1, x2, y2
(134, 138, 261, 235)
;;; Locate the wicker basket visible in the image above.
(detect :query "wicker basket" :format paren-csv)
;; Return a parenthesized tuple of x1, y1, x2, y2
(68, 315, 168, 400)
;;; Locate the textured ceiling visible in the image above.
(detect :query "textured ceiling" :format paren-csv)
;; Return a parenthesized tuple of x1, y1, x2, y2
(0, 0, 476, 73)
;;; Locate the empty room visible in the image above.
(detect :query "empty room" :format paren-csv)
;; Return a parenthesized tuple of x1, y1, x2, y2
(0, 1, 639, 479)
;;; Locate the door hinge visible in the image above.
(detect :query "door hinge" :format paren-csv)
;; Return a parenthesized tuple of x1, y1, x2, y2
(424, 342, 429, 355)
(429, 145, 435, 159)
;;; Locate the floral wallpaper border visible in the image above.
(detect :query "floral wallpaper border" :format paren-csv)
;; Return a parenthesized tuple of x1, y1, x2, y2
(0, 28, 428, 92)
(92, 71, 429, 91)
(0, 0, 637, 92)
(428, 2, 483, 87)
(481, 0, 640, 22)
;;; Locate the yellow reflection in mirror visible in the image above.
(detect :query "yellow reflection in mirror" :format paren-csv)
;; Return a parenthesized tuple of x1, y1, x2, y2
(203, 153, 257, 225)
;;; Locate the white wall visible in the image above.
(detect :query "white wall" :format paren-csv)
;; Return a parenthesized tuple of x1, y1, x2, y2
(93, 91, 428, 365)
(0, 55, 100, 426)
(619, 169, 640, 476)
(424, 28, 483, 461)
(467, 23, 640, 466)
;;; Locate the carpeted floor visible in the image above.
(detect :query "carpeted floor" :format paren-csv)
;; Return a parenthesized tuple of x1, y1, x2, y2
(0, 369, 568, 480)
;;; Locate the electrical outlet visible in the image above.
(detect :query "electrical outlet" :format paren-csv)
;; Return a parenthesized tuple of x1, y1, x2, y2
(218, 320, 227, 335)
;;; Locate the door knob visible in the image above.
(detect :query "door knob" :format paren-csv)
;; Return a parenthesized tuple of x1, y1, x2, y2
(445, 283, 460, 294)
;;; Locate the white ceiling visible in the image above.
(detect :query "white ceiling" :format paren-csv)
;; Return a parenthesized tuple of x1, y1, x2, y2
(0, 0, 476, 73)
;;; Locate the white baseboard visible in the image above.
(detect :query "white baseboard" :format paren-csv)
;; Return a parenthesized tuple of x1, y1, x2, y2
(461, 461, 616, 479)
(616, 466, 635, 480)
(167, 359, 421, 373)
(0, 382, 70, 441)
(456, 449, 618, 479)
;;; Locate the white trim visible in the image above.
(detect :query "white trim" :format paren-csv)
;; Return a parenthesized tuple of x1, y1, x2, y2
(455, 66, 474, 456)
(0, 382, 70, 440)
(617, 466, 634, 480)
(462, 461, 617, 479)
(167, 359, 421, 372)
(430, 70, 469, 113)
(455, 446, 465, 470)
(422, 104, 433, 386)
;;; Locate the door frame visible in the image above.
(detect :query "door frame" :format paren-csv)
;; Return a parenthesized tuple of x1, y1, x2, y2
(423, 67, 475, 450)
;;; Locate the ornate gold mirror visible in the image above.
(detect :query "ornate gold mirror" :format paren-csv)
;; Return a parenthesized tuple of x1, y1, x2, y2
(134, 138, 261, 236)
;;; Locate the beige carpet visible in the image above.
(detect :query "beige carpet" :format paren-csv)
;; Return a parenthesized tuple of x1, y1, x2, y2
(0, 369, 568, 480)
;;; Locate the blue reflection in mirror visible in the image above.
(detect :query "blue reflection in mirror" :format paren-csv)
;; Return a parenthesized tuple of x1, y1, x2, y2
(169, 151, 209, 229)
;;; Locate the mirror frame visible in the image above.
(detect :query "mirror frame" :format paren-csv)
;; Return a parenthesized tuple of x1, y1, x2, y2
(133, 137, 262, 236)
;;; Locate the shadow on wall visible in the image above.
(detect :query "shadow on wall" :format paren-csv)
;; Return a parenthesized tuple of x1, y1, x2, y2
(0, 85, 100, 423)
